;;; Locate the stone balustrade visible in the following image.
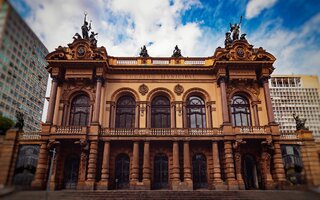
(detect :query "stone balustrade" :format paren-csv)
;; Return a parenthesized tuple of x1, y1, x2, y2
(100, 128, 222, 136)
(55, 126, 85, 134)
(236, 126, 267, 134)
(19, 132, 41, 140)
(280, 132, 300, 140)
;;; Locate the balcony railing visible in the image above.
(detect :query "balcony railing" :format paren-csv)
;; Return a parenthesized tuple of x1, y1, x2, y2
(236, 126, 267, 134)
(19, 132, 41, 140)
(100, 128, 222, 136)
(280, 132, 300, 140)
(55, 126, 86, 134)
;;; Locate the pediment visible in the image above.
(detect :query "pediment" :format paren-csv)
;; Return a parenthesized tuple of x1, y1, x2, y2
(46, 39, 107, 61)
(214, 40, 275, 62)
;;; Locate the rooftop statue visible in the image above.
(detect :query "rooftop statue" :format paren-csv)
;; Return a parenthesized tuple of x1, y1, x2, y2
(81, 12, 91, 39)
(224, 32, 232, 46)
(225, 16, 246, 47)
(139, 45, 149, 57)
(171, 45, 182, 57)
(293, 113, 308, 131)
(230, 16, 242, 40)
(89, 31, 98, 47)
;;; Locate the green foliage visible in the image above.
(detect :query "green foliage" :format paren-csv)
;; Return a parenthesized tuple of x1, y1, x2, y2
(0, 115, 14, 135)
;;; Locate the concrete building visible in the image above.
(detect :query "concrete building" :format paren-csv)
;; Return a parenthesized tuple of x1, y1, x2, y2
(0, 0, 48, 132)
(270, 75, 320, 140)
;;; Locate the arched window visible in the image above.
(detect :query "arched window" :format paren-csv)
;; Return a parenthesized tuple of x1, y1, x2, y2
(151, 96, 170, 128)
(231, 95, 251, 126)
(115, 96, 136, 128)
(186, 96, 206, 128)
(69, 94, 90, 126)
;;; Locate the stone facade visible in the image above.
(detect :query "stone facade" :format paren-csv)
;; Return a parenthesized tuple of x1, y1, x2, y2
(0, 36, 319, 190)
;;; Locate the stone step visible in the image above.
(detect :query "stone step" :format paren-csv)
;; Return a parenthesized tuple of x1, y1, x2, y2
(2, 190, 320, 200)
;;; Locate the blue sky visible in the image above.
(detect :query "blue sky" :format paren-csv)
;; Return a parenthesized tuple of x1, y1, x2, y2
(8, 0, 320, 122)
(10, 0, 320, 77)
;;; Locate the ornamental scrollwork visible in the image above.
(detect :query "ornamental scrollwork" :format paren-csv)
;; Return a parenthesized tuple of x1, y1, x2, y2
(139, 84, 149, 96)
(174, 84, 184, 96)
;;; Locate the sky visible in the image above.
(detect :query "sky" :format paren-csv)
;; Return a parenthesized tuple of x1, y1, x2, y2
(9, 0, 320, 121)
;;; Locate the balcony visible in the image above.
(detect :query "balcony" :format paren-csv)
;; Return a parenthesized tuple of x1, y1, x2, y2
(54, 126, 87, 134)
(100, 128, 222, 137)
(234, 126, 269, 134)
(280, 132, 300, 140)
(19, 132, 41, 140)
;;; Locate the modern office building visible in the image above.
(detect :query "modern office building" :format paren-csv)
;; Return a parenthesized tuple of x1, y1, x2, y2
(0, 0, 48, 132)
(270, 75, 320, 140)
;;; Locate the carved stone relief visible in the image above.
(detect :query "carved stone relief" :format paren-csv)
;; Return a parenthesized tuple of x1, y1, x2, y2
(139, 84, 149, 96)
(174, 84, 184, 96)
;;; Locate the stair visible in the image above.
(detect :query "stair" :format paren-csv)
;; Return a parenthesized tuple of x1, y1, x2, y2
(2, 190, 319, 200)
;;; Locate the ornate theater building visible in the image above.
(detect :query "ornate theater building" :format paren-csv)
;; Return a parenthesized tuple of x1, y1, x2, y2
(0, 20, 319, 191)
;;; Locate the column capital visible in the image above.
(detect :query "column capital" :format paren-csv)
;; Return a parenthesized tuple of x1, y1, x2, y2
(96, 76, 105, 83)
(217, 76, 228, 86)
(259, 76, 270, 84)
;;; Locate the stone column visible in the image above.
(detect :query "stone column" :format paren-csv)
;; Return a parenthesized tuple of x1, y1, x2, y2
(86, 141, 98, 190)
(261, 77, 275, 124)
(224, 141, 238, 190)
(261, 151, 275, 189)
(92, 77, 103, 123)
(135, 103, 140, 128)
(252, 102, 260, 126)
(131, 141, 139, 188)
(142, 141, 151, 189)
(46, 77, 59, 124)
(219, 77, 229, 124)
(77, 143, 88, 190)
(206, 103, 213, 128)
(97, 141, 110, 189)
(109, 102, 115, 128)
(172, 141, 180, 189)
(234, 152, 245, 190)
(62, 102, 69, 126)
(52, 86, 62, 125)
(273, 142, 286, 187)
(183, 141, 192, 188)
(146, 103, 151, 128)
(182, 103, 187, 128)
(171, 103, 176, 128)
(31, 142, 49, 189)
(212, 141, 224, 189)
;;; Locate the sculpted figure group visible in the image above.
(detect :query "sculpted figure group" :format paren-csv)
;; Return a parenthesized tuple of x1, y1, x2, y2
(73, 12, 98, 47)
(225, 16, 247, 47)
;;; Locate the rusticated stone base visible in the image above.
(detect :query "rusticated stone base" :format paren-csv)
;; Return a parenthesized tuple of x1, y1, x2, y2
(211, 182, 228, 190)
(227, 180, 239, 190)
(96, 181, 109, 190)
(82, 181, 96, 190)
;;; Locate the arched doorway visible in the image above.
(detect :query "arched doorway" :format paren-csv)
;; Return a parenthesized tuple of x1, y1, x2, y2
(115, 153, 130, 189)
(153, 153, 168, 189)
(243, 154, 261, 189)
(63, 155, 80, 189)
(192, 153, 207, 189)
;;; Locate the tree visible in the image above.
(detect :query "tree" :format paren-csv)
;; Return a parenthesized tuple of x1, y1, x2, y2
(0, 115, 14, 135)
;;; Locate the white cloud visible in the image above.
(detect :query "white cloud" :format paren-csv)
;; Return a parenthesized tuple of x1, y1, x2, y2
(245, 0, 277, 19)
(16, 0, 320, 122)
(249, 14, 320, 76)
